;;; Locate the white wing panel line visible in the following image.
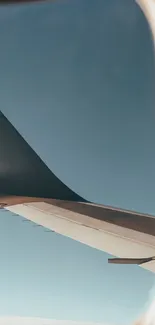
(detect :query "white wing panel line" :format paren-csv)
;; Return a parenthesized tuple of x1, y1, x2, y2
(6, 202, 155, 271)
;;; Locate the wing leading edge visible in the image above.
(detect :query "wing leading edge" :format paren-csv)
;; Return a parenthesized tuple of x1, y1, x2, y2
(0, 111, 155, 274)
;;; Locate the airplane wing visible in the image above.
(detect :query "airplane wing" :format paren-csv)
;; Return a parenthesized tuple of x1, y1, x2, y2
(0, 111, 155, 274)
(5, 200, 155, 274)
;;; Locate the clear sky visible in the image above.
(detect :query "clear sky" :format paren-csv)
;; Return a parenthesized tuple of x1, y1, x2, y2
(0, 0, 155, 324)
(0, 318, 104, 325)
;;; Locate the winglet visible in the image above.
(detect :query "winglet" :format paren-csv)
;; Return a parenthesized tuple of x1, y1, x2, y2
(0, 111, 85, 202)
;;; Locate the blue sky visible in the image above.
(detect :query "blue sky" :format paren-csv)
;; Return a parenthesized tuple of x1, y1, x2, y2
(0, 0, 155, 324)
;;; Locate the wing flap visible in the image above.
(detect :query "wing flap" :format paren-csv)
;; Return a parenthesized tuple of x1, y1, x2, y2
(108, 257, 154, 265)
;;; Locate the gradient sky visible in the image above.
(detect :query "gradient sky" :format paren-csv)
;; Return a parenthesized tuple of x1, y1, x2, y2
(0, 0, 155, 324)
